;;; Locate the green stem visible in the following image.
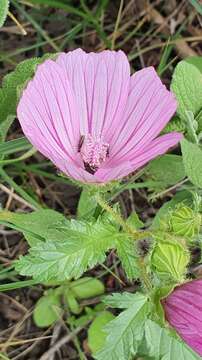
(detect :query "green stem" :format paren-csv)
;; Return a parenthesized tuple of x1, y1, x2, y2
(95, 194, 153, 292)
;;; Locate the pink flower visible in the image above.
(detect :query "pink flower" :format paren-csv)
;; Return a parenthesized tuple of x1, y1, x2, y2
(162, 279, 202, 356)
(17, 49, 182, 183)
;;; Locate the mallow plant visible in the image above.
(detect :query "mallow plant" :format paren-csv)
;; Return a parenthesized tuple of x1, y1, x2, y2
(0, 49, 202, 359)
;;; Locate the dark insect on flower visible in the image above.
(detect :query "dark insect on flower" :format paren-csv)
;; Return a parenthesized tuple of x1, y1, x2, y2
(17, 49, 182, 184)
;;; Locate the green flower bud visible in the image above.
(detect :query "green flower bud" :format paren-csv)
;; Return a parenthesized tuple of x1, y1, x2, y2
(169, 205, 201, 238)
(152, 238, 190, 282)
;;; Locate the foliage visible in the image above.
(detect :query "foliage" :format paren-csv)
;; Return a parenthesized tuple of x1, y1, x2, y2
(146, 154, 185, 190)
(33, 290, 62, 327)
(0, 54, 56, 142)
(15, 215, 118, 281)
(95, 293, 149, 360)
(0, 38, 202, 360)
(181, 138, 202, 188)
(171, 58, 202, 131)
(0, 0, 9, 27)
(88, 311, 115, 354)
(145, 320, 201, 359)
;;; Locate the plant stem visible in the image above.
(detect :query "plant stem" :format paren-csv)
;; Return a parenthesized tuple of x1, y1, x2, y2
(95, 194, 153, 292)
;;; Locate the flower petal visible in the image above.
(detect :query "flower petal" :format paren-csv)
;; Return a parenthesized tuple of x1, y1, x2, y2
(110, 67, 177, 160)
(104, 132, 182, 173)
(17, 59, 81, 161)
(56, 49, 130, 139)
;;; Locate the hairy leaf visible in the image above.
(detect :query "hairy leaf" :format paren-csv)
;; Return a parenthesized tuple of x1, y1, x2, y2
(0, 209, 68, 245)
(88, 311, 115, 354)
(0, 0, 9, 27)
(126, 212, 144, 230)
(0, 54, 56, 140)
(15, 219, 118, 281)
(77, 189, 97, 219)
(116, 236, 140, 280)
(145, 320, 201, 359)
(181, 139, 202, 188)
(171, 60, 202, 128)
(95, 293, 149, 360)
(103, 292, 146, 309)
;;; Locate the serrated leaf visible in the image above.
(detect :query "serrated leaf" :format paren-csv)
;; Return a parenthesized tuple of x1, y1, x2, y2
(145, 320, 201, 359)
(15, 219, 118, 281)
(171, 60, 202, 128)
(88, 311, 115, 354)
(181, 139, 202, 188)
(151, 238, 189, 282)
(0, 209, 68, 245)
(95, 293, 149, 360)
(103, 292, 146, 309)
(0, 0, 9, 27)
(116, 236, 140, 280)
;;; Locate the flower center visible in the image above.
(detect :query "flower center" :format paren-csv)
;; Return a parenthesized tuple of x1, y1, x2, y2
(78, 134, 109, 174)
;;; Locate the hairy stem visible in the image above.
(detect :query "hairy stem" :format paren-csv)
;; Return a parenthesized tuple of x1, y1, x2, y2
(95, 194, 153, 292)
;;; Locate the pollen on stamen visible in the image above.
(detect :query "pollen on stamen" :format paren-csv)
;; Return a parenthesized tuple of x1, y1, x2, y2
(79, 134, 109, 174)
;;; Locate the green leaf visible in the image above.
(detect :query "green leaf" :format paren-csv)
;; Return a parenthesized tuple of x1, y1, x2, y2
(151, 237, 189, 282)
(77, 189, 97, 219)
(88, 311, 115, 354)
(70, 277, 105, 299)
(146, 154, 185, 189)
(15, 218, 117, 281)
(181, 138, 202, 188)
(171, 60, 202, 128)
(185, 56, 202, 73)
(116, 236, 140, 280)
(0, 209, 68, 245)
(0, 116, 13, 145)
(95, 293, 149, 360)
(103, 292, 146, 309)
(0, 54, 56, 135)
(152, 285, 175, 323)
(33, 291, 62, 328)
(188, 1, 202, 15)
(64, 291, 81, 315)
(126, 212, 144, 230)
(162, 116, 186, 135)
(145, 320, 201, 359)
(0, 0, 9, 27)
(0, 137, 31, 156)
